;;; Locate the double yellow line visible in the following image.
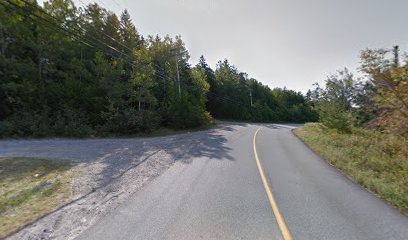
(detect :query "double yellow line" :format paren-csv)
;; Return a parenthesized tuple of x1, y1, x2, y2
(253, 128, 293, 240)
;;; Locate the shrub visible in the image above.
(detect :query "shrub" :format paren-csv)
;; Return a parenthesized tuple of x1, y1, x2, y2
(102, 109, 160, 134)
(0, 121, 13, 137)
(163, 96, 212, 129)
(51, 109, 94, 137)
(318, 100, 352, 133)
(9, 111, 52, 137)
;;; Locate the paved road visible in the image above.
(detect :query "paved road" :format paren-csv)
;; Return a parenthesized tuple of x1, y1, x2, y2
(77, 123, 408, 240)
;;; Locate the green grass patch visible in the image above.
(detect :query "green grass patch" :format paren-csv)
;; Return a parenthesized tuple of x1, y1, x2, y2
(0, 157, 75, 238)
(294, 123, 408, 215)
(101, 123, 217, 139)
(146, 125, 213, 137)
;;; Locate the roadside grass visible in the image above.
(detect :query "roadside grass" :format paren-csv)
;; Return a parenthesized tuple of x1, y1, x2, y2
(294, 123, 408, 215)
(0, 121, 219, 140)
(142, 123, 217, 137)
(0, 157, 75, 238)
(104, 122, 218, 139)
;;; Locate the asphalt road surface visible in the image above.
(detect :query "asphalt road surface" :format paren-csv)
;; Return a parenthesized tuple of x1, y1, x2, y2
(76, 123, 408, 240)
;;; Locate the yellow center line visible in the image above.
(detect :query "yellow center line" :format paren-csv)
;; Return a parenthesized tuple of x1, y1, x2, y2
(253, 127, 293, 240)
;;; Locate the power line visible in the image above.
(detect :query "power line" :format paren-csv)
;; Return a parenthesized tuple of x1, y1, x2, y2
(76, 0, 193, 98)
(110, 0, 121, 8)
(81, 0, 185, 71)
(180, 81, 248, 107)
(4, 0, 175, 92)
(3, 0, 163, 80)
(76, 0, 184, 88)
(2, 0, 249, 108)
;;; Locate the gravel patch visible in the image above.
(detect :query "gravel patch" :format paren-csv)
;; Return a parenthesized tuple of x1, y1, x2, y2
(0, 123, 248, 240)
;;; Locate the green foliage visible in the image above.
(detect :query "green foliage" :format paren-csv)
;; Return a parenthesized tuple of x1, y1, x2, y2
(0, 121, 13, 137)
(318, 100, 352, 133)
(51, 109, 95, 137)
(311, 69, 359, 132)
(311, 47, 408, 137)
(0, 0, 316, 138)
(102, 109, 160, 134)
(163, 93, 211, 129)
(360, 47, 408, 136)
(9, 111, 52, 137)
(199, 58, 316, 123)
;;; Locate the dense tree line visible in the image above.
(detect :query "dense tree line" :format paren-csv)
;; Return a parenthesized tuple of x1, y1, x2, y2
(198, 57, 317, 123)
(0, 0, 316, 137)
(308, 46, 408, 136)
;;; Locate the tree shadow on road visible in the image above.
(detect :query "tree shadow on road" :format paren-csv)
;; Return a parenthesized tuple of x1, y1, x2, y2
(0, 123, 250, 239)
(0, 123, 247, 187)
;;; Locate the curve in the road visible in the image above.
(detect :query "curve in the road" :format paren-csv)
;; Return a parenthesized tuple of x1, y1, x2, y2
(253, 127, 292, 240)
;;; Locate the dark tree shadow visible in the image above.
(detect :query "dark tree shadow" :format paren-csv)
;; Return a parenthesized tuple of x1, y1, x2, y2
(0, 122, 255, 239)
(0, 124, 247, 187)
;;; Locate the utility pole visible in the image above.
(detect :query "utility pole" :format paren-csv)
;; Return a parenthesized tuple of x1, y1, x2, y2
(393, 45, 400, 68)
(138, 87, 142, 112)
(175, 55, 181, 97)
(80, 46, 83, 81)
(249, 89, 253, 107)
(0, 23, 5, 57)
(171, 47, 185, 98)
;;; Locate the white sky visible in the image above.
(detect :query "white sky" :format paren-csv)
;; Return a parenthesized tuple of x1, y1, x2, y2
(71, 0, 408, 92)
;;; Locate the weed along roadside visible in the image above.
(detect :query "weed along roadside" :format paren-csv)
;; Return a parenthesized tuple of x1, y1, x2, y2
(294, 123, 408, 215)
(0, 157, 75, 238)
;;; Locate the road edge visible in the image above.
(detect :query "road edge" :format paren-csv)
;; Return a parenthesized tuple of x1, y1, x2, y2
(290, 128, 408, 217)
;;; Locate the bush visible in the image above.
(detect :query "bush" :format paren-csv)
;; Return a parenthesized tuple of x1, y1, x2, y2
(4, 109, 94, 138)
(51, 109, 95, 137)
(102, 109, 160, 134)
(318, 100, 352, 133)
(9, 111, 52, 137)
(0, 121, 14, 137)
(163, 96, 212, 129)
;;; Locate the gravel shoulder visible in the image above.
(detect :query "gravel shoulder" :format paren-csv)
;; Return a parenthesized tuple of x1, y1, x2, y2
(0, 124, 244, 240)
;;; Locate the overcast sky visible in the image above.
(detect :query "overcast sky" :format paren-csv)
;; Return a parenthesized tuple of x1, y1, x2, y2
(73, 0, 408, 92)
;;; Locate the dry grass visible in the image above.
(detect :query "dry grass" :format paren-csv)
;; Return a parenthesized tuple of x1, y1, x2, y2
(294, 123, 408, 215)
(0, 157, 75, 238)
